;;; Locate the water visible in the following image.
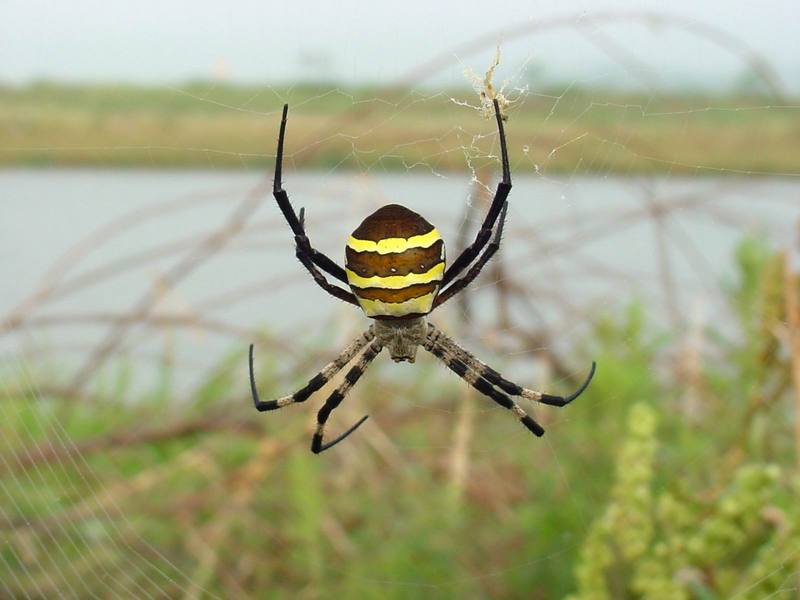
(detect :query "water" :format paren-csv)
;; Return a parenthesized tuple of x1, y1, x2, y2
(1, 169, 797, 390)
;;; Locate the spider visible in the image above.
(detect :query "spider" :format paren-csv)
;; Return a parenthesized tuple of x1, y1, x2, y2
(249, 99, 596, 454)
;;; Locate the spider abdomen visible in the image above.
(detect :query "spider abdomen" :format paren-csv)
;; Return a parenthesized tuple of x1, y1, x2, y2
(345, 204, 445, 318)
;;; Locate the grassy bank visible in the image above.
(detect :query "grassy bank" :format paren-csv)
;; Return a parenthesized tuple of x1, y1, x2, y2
(2, 81, 799, 174)
(1, 239, 799, 598)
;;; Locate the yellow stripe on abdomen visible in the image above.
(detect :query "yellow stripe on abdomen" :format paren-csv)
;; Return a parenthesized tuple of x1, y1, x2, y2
(346, 262, 444, 290)
(347, 228, 441, 255)
(345, 208, 445, 317)
(356, 291, 438, 318)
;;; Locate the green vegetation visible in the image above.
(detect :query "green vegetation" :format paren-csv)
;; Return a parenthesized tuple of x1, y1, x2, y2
(1, 238, 799, 598)
(2, 81, 799, 173)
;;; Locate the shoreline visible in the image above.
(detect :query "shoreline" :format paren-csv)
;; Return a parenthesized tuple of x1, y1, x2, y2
(3, 82, 798, 175)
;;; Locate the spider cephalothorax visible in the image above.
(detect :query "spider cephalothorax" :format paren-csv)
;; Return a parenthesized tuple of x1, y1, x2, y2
(371, 317, 428, 363)
(249, 100, 596, 454)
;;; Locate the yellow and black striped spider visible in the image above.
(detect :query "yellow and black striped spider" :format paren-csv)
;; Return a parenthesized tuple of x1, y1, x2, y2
(249, 99, 596, 454)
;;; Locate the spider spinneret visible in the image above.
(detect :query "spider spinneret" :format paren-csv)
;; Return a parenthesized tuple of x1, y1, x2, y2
(249, 99, 596, 454)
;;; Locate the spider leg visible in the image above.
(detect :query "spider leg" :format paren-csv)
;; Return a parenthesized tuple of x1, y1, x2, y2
(441, 98, 511, 287)
(272, 103, 349, 284)
(311, 340, 383, 453)
(428, 325, 596, 407)
(424, 330, 545, 437)
(294, 206, 349, 284)
(433, 202, 507, 309)
(249, 327, 374, 411)
(295, 245, 360, 306)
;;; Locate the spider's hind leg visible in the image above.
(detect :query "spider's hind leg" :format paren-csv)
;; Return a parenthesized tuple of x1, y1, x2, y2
(432, 327, 596, 408)
(249, 327, 374, 412)
(310, 340, 382, 453)
(424, 324, 596, 437)
(424, 329, 545, 437)
(524, 362, 596, 407)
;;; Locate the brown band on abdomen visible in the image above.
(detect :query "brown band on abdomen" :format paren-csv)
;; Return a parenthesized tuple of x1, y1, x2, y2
(351, 204, 434, 241)
(346, 240, 444, 278)
(354, 282, 439, 303)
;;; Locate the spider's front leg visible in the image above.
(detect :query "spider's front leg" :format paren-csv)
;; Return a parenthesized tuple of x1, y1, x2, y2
(288, 203, 358, 307)
(293, 246, 360, 306)
(294, 207, 349, 284)
(440, 98, 511, 288)
(271, 104, 355, 297)
(433, 202, 507, 309)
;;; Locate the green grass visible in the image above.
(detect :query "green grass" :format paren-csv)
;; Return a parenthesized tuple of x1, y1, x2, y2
(2, 81, 799, 174)
(1, 239, 799, 598)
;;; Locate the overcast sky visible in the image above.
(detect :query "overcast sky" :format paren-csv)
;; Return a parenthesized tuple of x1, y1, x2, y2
(3, 0, 798, 91)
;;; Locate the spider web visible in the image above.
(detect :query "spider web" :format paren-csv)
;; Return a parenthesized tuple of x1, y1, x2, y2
(2, 6, 800, 598)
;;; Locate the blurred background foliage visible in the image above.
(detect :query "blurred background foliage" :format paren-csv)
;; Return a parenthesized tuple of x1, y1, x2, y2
(3, 5, 800, 599)
(2, 237, 799, 598)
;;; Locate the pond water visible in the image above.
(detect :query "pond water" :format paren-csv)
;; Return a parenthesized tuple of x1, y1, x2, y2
(1, 169, 798, 390)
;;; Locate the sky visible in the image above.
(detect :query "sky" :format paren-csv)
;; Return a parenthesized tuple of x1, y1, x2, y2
(2, 0, 798, 92)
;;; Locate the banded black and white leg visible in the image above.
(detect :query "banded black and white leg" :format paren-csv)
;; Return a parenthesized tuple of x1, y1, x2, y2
(272, 104, 358, 305)
(429, 325, 596, 407)
(249, 327, 375, 411)
(424, 325, 596, 436)
(424, 333, 545, 435)
(311, 340, 383, 453)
